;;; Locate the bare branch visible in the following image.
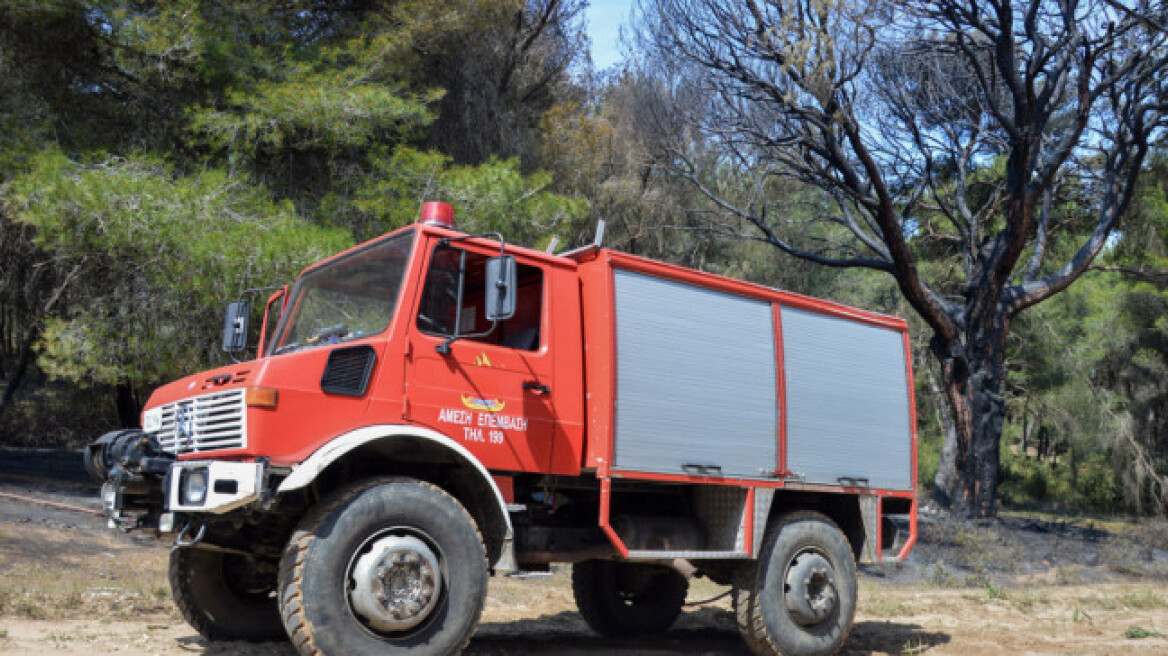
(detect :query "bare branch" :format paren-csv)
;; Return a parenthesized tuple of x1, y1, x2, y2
(1091, 265, 1168, 285)
(1023, 184, 1052, 281)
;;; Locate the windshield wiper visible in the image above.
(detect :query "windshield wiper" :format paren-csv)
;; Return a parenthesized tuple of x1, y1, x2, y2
(307, 323, 349, 344)
(273, 323, 352, 356)
(273, 342, 303, 355)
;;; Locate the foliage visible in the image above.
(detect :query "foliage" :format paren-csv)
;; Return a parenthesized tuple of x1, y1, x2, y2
(4, 150, 350, 387)
(998, 443, 1121, 514)
(0, 0, 587, 438)
(351, 147, 587, 245)
(1083, 154, 1168, 515)
(190, 71, 438, 154)
(1095, 285, 1168, 514)
(390, 0, 589, 164)
(1124, 626, 1166, 640)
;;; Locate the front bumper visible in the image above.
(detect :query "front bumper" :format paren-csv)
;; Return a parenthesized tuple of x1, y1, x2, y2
(165, 460, 265, 514)
(104, 459, 266, 532)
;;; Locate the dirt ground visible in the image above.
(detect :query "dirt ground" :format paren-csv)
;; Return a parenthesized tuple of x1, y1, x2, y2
(2, 476, 1168, 655)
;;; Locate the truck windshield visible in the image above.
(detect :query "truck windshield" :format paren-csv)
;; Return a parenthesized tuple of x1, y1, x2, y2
(268, 230, 415, 356)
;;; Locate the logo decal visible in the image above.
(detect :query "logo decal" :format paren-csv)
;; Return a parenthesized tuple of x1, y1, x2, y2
(474, 352, 492, 367)
(174, 404, 196, 446)
(461, 395, 505, 412)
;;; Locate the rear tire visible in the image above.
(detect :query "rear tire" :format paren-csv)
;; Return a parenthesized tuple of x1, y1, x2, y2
(735, 511, 857, 656)
(572, 560, 688, 636)
(278, 477, 487, 656)
(169, 547, 285, 642)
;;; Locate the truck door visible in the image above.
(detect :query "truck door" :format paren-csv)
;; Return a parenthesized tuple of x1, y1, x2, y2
(404, 242, 558, 473)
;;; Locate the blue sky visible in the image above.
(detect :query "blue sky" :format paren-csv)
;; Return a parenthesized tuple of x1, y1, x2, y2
(584, 0, 632, 70)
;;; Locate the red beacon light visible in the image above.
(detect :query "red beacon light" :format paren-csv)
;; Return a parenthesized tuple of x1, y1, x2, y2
(419, 201, 455, 229)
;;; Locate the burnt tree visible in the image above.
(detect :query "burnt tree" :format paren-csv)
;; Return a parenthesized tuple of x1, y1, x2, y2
(639, 0, 1168, 516)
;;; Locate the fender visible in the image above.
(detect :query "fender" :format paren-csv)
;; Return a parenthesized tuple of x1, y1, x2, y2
(277, 424, 515, 571)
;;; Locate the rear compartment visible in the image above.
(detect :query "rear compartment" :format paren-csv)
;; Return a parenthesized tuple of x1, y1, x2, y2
(577, 249, 914, 494)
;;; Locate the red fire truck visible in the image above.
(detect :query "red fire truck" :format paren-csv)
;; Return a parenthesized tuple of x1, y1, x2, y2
(88, 202, 917, 656)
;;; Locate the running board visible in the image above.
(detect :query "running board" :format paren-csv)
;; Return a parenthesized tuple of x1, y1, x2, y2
(625, 550, 751, 560)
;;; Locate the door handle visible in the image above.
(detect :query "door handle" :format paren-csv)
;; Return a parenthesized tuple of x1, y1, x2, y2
(682, 463, 723, 476)
(522, 381, 550, 395)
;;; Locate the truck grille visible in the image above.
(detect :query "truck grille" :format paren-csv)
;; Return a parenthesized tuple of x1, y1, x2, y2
(151, 389, 247, 455)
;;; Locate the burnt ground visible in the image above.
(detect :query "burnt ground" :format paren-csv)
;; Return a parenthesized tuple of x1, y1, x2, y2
(1, 474, 1167, 655)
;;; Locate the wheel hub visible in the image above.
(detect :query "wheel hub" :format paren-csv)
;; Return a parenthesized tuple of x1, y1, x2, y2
(784, 551, 837, 626)
(349, 535, 442, 632)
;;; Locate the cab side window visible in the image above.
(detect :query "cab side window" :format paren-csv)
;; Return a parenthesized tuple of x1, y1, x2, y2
(416, 245, 543, 351)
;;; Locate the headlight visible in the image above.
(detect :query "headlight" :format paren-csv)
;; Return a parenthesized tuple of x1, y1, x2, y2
(142, 407, 162, 433)
(180, 468, 209, 506)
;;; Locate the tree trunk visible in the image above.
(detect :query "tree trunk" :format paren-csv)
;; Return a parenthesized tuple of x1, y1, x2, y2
(931, 331, 1008, 518)
(115, 383, 140, 429)
(0, 325, 38, 421)
(1020, 396, 1031, 458)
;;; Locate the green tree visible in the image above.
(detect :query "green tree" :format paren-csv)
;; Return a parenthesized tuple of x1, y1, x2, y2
(4, 150, 351, 396)
(1091, 154, 1168, 514)
(0, 0, 589, 441)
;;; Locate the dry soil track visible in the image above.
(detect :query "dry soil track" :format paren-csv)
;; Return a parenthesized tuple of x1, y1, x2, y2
(2, 476, 1167, 655)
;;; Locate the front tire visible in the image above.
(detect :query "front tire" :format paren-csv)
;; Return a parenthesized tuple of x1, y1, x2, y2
(572, 560, 689, 636)
(736, 511, 857, 656)
(169, 547, 286, 642)
(278, 477, 487, 656)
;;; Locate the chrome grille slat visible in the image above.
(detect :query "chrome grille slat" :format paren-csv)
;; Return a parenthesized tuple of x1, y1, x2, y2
(200, 414, 240, 424)
(199, 422, 241, 430)
(147, 388, 247, 455)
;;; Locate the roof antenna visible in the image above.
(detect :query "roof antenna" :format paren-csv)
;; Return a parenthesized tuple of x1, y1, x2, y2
(544, 236, 559, 254)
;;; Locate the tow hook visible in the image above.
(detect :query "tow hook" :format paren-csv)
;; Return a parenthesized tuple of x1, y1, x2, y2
(175, 519, 207, 547)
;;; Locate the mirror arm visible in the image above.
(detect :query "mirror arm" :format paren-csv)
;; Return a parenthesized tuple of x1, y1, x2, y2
(493, 278, 507, 320)
(437, 250, 468, 354)
(437, 319, 501, 355)
(436, 251, 504, 353)
(256, 287, 286, 358)
(432, 232, 510, 356)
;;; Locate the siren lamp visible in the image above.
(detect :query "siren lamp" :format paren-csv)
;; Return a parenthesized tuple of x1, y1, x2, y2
(419, 201, 455, 229)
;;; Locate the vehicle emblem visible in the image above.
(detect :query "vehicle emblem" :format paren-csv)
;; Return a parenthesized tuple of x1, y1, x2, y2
(474, 353, 492, 367)
(174, 404, 196, 446)
(461, 395, 505, 412)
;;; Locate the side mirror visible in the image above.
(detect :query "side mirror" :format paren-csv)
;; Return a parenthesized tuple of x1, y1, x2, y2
(485, 256, 517, 322)
(221, 300, 250, 352)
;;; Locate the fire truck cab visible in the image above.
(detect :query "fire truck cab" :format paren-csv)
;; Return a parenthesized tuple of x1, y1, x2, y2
(88, 203, 917, 656)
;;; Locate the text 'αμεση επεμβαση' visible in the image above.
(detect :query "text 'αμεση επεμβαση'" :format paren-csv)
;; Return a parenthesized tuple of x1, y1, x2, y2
(439, 407, 528, 432)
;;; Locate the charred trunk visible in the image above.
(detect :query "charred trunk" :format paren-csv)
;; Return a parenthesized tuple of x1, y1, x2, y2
(931, 323, 1009, 518)
(932, 421, 959, 509)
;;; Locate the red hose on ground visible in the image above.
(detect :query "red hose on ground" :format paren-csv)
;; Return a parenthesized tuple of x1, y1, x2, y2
(0, 491, 105, 516)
